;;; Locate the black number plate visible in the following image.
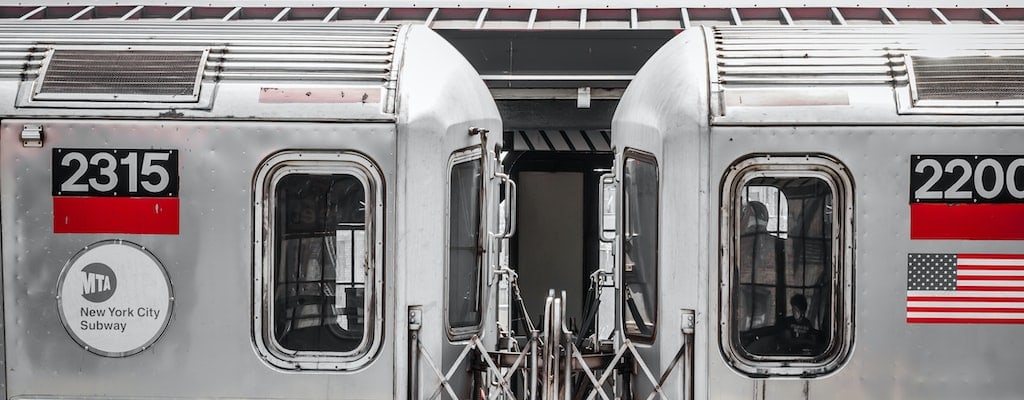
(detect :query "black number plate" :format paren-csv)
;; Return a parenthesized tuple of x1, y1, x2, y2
(910, 155, 1024, 203)
(52, 148, 179, 197)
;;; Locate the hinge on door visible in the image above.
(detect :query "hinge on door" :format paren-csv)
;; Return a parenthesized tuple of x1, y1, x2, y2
(21, 124, 43, 147)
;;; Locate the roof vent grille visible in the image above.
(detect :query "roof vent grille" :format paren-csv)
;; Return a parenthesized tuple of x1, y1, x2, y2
(910, 55, 1024, 101)
(35, 48, 207, 102)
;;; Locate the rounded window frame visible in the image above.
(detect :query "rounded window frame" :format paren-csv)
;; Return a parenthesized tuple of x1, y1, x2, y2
(719, 154, 855, 377)
(620, 148, 660, 344)
(252, 151, 385, 371)
(444, 146, 487, 341)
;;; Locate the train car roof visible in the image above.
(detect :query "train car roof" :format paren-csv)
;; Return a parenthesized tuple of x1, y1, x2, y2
(1, 3, 1022, 27)
(615, 25, 1024, 130)
(0, 21, 490, 123)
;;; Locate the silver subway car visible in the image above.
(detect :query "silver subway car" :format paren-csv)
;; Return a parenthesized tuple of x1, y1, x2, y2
(0, 22, 501, 399)
(611, 26, 1024, 399)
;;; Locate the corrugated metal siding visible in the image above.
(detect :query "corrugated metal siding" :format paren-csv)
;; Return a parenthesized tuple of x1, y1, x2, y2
(38, 49, 205, 96)
(0, 22, 399, 85)
(713, 26, 1024, 87)
(910, 55, 1024, 100)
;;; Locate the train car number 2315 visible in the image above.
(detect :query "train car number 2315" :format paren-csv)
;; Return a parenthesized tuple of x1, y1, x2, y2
(51, 149, 179, 197)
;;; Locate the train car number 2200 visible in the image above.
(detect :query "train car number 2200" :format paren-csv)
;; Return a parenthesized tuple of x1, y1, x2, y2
(910, 155, 1024, 203)
(52, 149, 179, 197)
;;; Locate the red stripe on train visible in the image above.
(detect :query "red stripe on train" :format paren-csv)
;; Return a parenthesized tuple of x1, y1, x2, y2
(907, 318, 1024, 324)
(908, 296, 1024, 302)
(958, 265, 1024, 271)
(910, 203, 1024, 240)
(907, 307, 1024, 313)
(53, 197, 179, 234)
(958, 254, 1024, 260)
(956, 286, 1024, 292)
(957, 275, 1024, 281)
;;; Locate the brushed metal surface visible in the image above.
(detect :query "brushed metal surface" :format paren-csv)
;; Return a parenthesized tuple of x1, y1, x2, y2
(0, 21, 400, 120)
(0, 24, 501, 399)
(1, 120, 398, 399)
(615, 25, 1024, 400)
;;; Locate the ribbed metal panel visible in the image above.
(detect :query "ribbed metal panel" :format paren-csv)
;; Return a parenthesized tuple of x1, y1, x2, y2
(910, 55, 1024, 100)
(713, 26, 1024, 87)
(38, 49, 203, 96)
(0, 22, 399, 85)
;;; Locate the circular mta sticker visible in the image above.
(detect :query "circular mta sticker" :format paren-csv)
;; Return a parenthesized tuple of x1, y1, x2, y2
(57, 240, 174, 357)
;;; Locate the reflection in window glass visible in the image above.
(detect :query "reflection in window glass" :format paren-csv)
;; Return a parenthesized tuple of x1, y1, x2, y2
(734, 177, 832, 357)
(448, 159, 483, 331)
(622, 154, 658, 340)
(274, 174, 367, 352)
(743, 186, 788, 238)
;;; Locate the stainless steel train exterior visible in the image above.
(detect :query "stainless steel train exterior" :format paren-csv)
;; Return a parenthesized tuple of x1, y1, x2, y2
(0, 22, 502, 399)
(4, 18, 1024, 400)
(611, 25, 1024, 399)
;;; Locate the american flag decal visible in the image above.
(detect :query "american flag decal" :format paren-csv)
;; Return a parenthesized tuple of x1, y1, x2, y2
(907, 253, 1024, 324)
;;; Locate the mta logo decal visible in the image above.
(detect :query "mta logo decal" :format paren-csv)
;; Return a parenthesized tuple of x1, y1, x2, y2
(81, 263, 116, 303)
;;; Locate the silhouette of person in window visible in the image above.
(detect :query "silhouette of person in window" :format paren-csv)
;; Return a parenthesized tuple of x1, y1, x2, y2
(742, 201, 770, 234)
(779, 293, 818, 354)
(739, 201, 776, 330)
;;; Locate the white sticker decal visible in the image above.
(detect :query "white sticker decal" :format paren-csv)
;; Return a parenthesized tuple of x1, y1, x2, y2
(56, 240, 174, 357)
(258, 87, 382, 104)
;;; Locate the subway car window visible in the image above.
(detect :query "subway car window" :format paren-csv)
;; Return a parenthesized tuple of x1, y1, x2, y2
(254, 152, 383, 370)
(622, 151, 659, 341)
(447, 154, 483, 336)
(722, 155, 853, 376)
(274, 174, 368, 352)
(735, 179, 831, 356)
